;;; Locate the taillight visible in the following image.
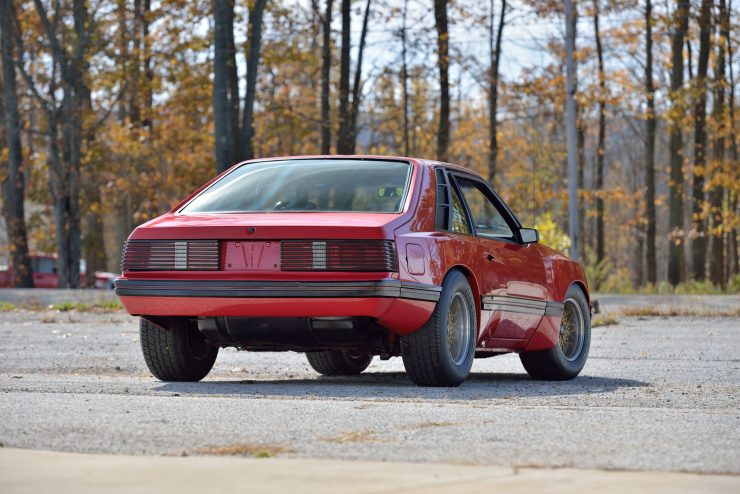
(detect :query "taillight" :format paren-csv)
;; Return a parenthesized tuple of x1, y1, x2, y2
(121, 240, 220, 271)
(281, 240, 397, 272)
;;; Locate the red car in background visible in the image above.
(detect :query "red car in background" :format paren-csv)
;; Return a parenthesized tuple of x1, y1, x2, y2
(0, 253, 117, 288)
(115, 156, 591, 387)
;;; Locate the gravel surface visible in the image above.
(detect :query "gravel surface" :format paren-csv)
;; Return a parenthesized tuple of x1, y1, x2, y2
(0, 310, 738, 473)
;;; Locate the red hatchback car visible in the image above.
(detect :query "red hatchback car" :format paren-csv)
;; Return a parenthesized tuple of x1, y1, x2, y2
(116, 156, 591, 387)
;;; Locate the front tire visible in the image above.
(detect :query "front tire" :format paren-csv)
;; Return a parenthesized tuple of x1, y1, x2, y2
(519, 284, 591, 380)
(306, 350, 373, 376)
(401, 270, 477, 387)
(140, 318, 218, 382)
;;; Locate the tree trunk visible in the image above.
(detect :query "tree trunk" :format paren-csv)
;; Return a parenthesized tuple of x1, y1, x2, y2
(336, 0, 352, 154)
(709, 0, 728, 287)
(644, 0, 657, 284)
(143, 0, 153, 128)
(320, 0, 333, 154)
(691, 0, 711, 281)
(130, 0, 142, 125)
(348, 0, 372, 154)
(488, 0, 506, 185)
(726, 0, 739, 276)
(213, 0, 235, 171)
(117, 0, 129, 122)
(401, 0, 410, 156)
(667, 0, 690, 285)
(593, 0, 606, 265)
(240, 0, 268, 161)
(565, 0, 579, 261)
(434, 0, 450, 162)
(0, 0, 33, 288)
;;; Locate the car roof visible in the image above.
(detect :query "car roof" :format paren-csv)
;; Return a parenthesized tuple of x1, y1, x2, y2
(228, 155, 481, 177)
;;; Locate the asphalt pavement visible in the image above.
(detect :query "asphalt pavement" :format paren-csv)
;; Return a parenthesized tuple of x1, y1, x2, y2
(0, 306, 738, 476)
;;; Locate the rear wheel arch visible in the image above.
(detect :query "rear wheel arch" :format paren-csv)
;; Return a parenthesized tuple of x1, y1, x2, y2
(571, 280, 591, 308)
(444, 265, 481, 335)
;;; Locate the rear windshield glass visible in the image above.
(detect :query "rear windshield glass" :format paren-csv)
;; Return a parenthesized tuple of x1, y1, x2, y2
(180, 159, 412, 213)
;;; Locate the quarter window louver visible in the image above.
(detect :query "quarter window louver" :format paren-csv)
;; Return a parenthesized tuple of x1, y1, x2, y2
(121, 240, 220, 271)
(281, 240, 397, 272)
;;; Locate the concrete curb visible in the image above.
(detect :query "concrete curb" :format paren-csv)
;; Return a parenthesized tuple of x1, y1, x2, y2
(0, 448, 737, 494)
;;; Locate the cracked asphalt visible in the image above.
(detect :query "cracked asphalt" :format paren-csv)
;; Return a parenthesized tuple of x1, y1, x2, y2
(0, 308, 738, 474)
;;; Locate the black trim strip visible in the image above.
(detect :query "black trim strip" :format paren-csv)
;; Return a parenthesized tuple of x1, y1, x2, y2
(114, 279, 441, 302)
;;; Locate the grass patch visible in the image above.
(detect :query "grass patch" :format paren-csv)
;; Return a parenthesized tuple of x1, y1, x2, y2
(0, 301, 17, 312)
(194, 443, 292, 458)
(619, 306, 740, 318)
(404, 421, 459, 430)
(50, 302, 88, 312)
(592, 313, 619, 327)
(47, 300, 122, 313)
(320, 430, 377, 443)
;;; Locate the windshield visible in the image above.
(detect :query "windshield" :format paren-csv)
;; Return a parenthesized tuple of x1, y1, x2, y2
(180, 159, 413, 213)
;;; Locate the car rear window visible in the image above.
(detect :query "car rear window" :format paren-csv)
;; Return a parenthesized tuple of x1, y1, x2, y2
(180, 159, 413, 213)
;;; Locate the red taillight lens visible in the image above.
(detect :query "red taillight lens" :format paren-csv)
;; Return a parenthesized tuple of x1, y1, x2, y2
(281, 240, 397, 272)
(121, 240, 221, 271)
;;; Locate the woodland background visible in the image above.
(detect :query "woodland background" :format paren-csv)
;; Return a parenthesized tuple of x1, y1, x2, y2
(0, 0, 738, 292)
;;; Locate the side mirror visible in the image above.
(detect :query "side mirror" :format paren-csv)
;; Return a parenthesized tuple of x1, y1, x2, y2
(520, 228, 539, 244)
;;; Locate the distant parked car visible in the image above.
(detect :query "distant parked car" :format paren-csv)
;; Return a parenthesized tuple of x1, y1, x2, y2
(116, 156, 592, 387)
(0, 253, 89, 288)
(94, 272, 118, 290)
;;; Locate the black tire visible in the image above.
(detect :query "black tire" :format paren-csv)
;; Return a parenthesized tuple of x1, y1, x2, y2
(401, 270, 477, 387)
(140, 317, 218, 382)
(519, 284, 591, 380)
(306, 350, 373, 376)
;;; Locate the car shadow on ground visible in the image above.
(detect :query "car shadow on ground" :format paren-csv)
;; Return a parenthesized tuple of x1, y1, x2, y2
(155, 372, 648, 401)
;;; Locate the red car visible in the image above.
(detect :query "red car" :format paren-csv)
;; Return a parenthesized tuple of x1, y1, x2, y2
(116, 156, 591, 387)
(0, 253, 86, 288)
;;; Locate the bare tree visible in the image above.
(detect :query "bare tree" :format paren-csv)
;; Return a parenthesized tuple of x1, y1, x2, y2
(400, 0, 410, 156)
(18, 0, 94, 288)
(336, 0, 351, 154)
(644, 0, 657, 284)
(726, 0, 739, 277)
(691, 0, 712, 281)
(565, 0, 579, 261)
(709, 0, 729, 287)
(348, 0, 372, 154)
(213, 0, 267, 172)
(241, 0, 268, 160)
(0, 0, 33, 287)
(320, 0, 333, 154)
(434, 0, 450, 162)
(593, 0, 606, 264)
(488, 0, 507, 184)
(213, 0, 236, 170)
(667, 0, 690, 285)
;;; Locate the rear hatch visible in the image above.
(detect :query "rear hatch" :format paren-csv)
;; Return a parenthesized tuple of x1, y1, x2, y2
(122, 212, 405, 274)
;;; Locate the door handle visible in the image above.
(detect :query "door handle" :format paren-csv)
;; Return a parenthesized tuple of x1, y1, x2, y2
(484, 253, 495, 262)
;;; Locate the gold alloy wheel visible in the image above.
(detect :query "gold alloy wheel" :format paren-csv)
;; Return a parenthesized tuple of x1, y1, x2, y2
(559, 297, 586, 362)
(447, 292, 472, 366)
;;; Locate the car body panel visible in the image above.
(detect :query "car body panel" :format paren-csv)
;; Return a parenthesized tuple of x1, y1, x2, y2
(116, 155, 590, 355)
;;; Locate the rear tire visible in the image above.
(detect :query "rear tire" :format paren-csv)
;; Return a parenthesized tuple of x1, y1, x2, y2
(140, 318, 218, 382)
(306, 350, 373, 376)
(519, 284, 591, 380)
(401, 270, 476, 387)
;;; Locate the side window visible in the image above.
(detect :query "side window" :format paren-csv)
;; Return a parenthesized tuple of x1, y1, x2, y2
(449, 185, 471, 235)
(456, 178, 513, 240)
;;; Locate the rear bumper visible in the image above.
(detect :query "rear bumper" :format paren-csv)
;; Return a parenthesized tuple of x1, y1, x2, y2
(114, 278, 440, 301)
(114, 278, 440, 335)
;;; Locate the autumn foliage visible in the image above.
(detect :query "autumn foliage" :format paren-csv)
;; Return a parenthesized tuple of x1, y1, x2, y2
(0, 0, 738, 291)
